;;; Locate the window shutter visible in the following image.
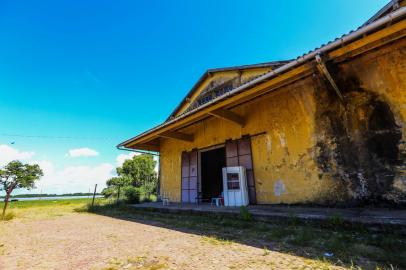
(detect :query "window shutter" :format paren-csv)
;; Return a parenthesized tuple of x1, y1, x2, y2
(225, 138, 257, 204)
(181, 150, 198, 203)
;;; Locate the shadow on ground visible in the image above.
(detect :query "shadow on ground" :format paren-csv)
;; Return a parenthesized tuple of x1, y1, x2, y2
(76, 203, 406, 270)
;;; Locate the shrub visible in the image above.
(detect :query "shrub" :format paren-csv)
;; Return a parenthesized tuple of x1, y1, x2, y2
(101, 187, 115, 198)
(123, 186, 141, 204)
(142, 196, 152, 203)
(239, 206, 252, 221)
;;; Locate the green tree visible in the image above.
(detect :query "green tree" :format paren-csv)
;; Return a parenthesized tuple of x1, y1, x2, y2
(102, 154, 158, 199)
(106, 175, 132, 187)
(117, 154, 157, 191)
(0, 160, 43, 219)
(101, 175, 132, 198)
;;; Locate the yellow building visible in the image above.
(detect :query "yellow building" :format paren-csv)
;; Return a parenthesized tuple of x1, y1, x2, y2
(118, 2, 406, 206)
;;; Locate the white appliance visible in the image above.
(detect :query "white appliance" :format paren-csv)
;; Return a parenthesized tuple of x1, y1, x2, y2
(222, 166, 249, 207)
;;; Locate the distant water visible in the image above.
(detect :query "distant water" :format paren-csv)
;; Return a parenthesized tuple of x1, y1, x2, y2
(9, 195, 103, 201)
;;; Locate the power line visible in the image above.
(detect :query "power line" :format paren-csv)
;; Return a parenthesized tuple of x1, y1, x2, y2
(0, 133, 116, 141)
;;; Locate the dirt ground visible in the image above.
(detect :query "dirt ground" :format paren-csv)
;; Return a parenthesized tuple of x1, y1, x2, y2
(0, 212, 345, 270)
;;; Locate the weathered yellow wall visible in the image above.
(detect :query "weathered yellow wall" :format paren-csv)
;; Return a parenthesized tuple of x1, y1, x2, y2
(313, 38, 406, 202)
(161, 77, 338, 204)
(357, 43, 406, 197)
(344, 40, 406, 136)
(160, 39, 406, 204)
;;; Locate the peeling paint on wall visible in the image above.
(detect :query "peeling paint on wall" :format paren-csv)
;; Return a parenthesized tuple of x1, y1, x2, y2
(266, 135, 272, 152)
(277, 132, 287, 148)
(274, 179, 286, 196)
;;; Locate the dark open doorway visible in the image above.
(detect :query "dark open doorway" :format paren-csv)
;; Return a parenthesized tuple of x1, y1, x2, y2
(200, 147, 226, 200)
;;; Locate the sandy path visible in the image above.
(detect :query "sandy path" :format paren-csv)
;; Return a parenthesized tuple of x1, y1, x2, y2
(0, 213, 344, 270)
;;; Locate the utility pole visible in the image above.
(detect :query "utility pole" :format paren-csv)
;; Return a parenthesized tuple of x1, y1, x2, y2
(91, 184, 97, 206)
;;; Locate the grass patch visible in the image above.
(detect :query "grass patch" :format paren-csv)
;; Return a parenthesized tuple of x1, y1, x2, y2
(1, 211, 16, 221)
(80, 204, 406, 269)
(262, 246, 270, 256)
(0, 198, 107, 220)
(239, 206, 252, 221)
(328, 213, 344, 228)
(102, 255, 168, 270)
(201, 235, 234, 246)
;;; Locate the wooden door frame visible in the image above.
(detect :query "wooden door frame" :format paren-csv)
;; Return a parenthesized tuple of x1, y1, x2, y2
(180, 133, 263, 204)
(198, 144, 226, 194)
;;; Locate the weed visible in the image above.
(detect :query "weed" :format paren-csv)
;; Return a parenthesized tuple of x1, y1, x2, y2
(146, 263, 167, 270)
(0, 243, 5, 255)
(124, 256, 167, 270)
(74, 201, 123, 213)
(323, 235, 348, 252)
(239, 206, 252, 221)
(288, 212, 300, 226)
(127, 256, 146, 265)
(263, 246, 270, 256)
(329, 213, 343, 227)
(288, 226, 315, 246)
(1, 211, 15, 221)
(201, 235, 234, 246)
(266, 226, 292, 241)
(108, 257, 123, 266)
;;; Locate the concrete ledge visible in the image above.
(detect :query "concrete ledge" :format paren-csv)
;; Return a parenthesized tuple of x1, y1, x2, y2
(132, 202, 406, 231)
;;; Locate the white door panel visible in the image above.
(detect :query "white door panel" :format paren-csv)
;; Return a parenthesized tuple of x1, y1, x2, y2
(222, 166, 249, 206)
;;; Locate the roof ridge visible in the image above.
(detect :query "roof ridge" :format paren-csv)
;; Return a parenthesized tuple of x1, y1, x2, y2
(166, 60, 291, 121)
(206, 60, 292, 73)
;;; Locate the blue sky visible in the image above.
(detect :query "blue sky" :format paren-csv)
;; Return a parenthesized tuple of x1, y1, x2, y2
(0, 0, 388, 194)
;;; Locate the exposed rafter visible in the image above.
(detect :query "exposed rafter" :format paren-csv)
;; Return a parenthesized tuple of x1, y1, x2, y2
(315, 54, 345, 103)
(128, 143, 160, 152)
(159, 131, 194, 142)
(130, 138, 160, 151)
(209, 109, 245, 127)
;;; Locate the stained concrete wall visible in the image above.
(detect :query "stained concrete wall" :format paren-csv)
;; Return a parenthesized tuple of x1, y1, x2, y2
(160, 39, 406, 205)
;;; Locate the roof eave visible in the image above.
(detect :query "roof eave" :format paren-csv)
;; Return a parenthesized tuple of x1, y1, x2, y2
(118, 6, 406, 150)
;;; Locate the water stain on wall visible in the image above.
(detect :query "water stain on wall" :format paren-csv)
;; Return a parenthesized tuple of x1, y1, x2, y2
(314, 65, 405, 205)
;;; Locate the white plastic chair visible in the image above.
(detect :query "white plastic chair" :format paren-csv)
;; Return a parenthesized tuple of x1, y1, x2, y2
(160, 192, 170, 206)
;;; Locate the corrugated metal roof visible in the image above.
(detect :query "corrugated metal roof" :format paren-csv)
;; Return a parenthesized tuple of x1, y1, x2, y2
(364, 0, 400, 26)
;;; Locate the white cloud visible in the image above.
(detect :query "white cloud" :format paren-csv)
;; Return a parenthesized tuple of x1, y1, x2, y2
(68, 147, 99, 158)
(116, 152, 139, 167)
(0, 144, 35, 167)
(33, 161, 115, 194)
(0, 144, 114, 194)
